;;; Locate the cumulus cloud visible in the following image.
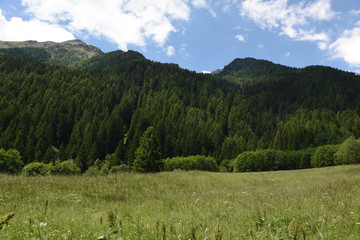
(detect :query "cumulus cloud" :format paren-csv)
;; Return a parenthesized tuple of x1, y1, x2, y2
(235, 34, 245, 41)
(350, 10, 360, 16)
(240, 0, 334, 43)
(20, 0, 193, 50)
(192, 0, 208, 8)
(318, 41, 328, 50)
(191, 0, 216, 17)
(0, 10, 74, 42)
(329, 27, 360, 67)
(166, 45, 175, 56)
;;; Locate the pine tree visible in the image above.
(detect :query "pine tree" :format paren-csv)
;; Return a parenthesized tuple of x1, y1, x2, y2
(133, 126, 162, 172)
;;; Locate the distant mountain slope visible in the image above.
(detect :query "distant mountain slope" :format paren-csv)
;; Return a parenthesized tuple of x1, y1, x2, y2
(81, 50, 146, 71)
(0, 43, 360, 171)
(0, 39, 103, 67)
(216, 57, 298, 85)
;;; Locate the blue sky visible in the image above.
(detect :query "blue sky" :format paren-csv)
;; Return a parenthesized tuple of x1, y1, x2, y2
(0, 0, 359, 73)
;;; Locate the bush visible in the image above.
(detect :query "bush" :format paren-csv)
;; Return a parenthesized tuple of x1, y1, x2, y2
(83, 166, 100, 176)
(219, 159, 233, 172)
(311, 145, 338, 168)
(0, 148, 23, 174)
(234, 150, 280, 172)
(109, 164, 129, 174)
(163, 155, 219, 172)
(299, 148, 315, 169)
(334, 136, 360, 165)
(51, 159, 81, 175)
(99, 161, 111, 175)
(22, 162, 50, 176)
(233, 149, 313, 172)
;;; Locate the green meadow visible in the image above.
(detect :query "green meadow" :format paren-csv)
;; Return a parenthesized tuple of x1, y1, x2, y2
(1, 165, 360, 239)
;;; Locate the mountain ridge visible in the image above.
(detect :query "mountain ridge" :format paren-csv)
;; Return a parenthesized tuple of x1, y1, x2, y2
(0, 39, 103, 67)
(1, 39, 358, 76)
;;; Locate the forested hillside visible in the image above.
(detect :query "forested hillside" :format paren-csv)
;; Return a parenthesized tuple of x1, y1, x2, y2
(0, 41, 360, 173)
(0, 40, 102, 67)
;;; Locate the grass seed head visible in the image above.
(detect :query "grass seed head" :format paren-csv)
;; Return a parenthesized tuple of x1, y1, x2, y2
(190, 225, 196, 240)
(213, 223, 223, 240)
(107, 209, 117, 227)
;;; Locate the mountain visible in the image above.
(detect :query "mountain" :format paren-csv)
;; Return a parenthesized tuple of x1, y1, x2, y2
(0, 40, 360, 172)
(0, 39, 103, 67)
(216, 57, 298, 85)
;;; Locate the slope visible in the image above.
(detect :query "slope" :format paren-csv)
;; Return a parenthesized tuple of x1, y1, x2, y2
(216, 57, 298, 85)
(0, 47, 360, 172)
(0, 39, 103, 67)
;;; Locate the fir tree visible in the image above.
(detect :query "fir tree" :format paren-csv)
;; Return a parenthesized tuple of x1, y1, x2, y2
(133, 126, 162, 172)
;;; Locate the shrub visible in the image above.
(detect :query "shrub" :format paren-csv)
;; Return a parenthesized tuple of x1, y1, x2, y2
(51, 159, 81, 175)
(163, 155, 219, 172)
(22, 162, 50, 176)
(219, 159, 233, 172)
(334, 136, 360, 165)
(311, 145, 338, 168)
(233, 149, 312, 172)
(83, 166, 100, 176)
(234, 150, 280, 172)
(0, 148, 23, 174)
(234, 151, 260, 172)
(109, 164, 129, 174)
(99, 161, 111, 175)
(299, 148, 315, 169)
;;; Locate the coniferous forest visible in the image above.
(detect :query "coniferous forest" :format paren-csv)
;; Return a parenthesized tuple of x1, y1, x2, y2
(1, 40, 360, 174)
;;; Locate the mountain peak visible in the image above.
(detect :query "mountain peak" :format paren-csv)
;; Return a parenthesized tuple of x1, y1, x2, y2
(218, 57, 297, 84)
(0, 39, 103, 67)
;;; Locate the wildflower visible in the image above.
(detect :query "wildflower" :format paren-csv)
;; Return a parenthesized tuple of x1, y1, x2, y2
(39, 222, 47, 227)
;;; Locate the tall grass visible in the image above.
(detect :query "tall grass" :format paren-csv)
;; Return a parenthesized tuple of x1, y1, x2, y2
(1, 165, 360, 239)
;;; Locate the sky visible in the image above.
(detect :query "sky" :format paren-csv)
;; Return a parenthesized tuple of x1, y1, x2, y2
(0, 0, 359, 73)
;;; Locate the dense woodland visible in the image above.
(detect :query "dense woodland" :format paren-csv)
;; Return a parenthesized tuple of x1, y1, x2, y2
(0, 42, 360, 174)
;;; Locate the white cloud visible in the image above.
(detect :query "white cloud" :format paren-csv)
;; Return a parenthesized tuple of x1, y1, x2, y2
(240, 0, 334, 43)
(179, 44, 189, 59)
(329, 27, 360, 67)
(191, 0, 216, 17)
(221, 0, 240, 13)
(20, 0, 192, 50)
(235, 34, 245, 41)
(350, 10, 360, 16)
(192, 0, 207, 8)
(166, 45, 175, 56)
(318, 41, 328, 50)
(0, 10, 74, 42)
(304, 0, 334, 21)
(285, 52, 290, 57)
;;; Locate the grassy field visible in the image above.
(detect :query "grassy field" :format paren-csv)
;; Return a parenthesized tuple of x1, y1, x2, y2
(1, 165, 360, 239)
